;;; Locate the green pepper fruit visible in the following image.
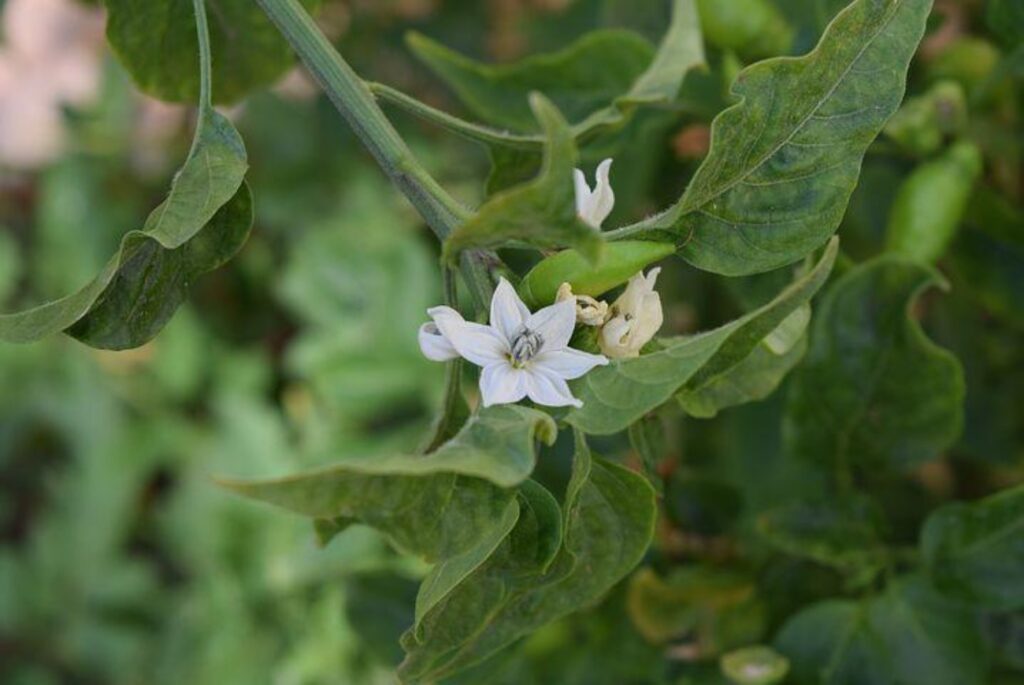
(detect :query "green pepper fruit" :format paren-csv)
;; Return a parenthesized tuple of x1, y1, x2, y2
(697, 0, 794, 61)
(518, 240, 675, 308)
(885, 141, 983, 264)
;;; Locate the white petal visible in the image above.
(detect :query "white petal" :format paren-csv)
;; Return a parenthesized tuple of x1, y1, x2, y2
(534, 348, 608, 380)
(573, 168, 591, 216)
(490, 277, 530, 343)
(418, 322, 459, 361)
(589, 158, 615, 227)
(434, 316, 508, 368)
(480, 363, 528, 407)
(525, 369, 582, 408)
(599, 315, 636, 359)
(525, 298, 576, 352)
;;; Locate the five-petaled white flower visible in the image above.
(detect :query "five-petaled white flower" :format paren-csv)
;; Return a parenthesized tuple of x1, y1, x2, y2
(418, 278, 609, 408)
(599, 267, 664, 359)
(574, 158, 615, 229)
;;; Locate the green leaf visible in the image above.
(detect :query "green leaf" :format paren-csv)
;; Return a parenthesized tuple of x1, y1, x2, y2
(677, 306, 810, 418)
(105, 0, 321, 104)
(0, 2, 250, 350)
(378, 0, 703, 146)
(757, 496, 887, 583)
(406, 29, 655, 133)
(398, 433, 656, 682)
(610, 0, 932, 276)
(415, 497, 520, 629)
(221, 405, 556, 563)
(784, 256, 965, 472)
(441, 94, 604, 264)
(987, 0, 1024, 49)
(567, 238, 837, 435)
(921, 483, 1024, 610)
(775, 576, 988, 685)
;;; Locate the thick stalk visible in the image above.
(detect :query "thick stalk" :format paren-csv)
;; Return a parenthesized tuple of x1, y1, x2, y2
(254, 0, 496, 305)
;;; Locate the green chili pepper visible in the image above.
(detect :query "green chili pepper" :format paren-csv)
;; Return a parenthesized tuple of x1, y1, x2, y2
(885, 141, 983, 264)
(696, 0, 794, 60)
(518, 240, 675, 307)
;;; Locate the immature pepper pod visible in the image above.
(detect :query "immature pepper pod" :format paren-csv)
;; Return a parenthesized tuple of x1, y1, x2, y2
(518, 240, 675, 308)
(885, 141, 983, 264)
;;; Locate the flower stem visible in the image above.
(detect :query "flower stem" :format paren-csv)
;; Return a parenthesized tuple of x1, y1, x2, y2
(253, 0, 497, 305)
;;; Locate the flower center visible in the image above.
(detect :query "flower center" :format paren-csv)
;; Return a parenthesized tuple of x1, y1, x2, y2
(509, 327, 544, 367)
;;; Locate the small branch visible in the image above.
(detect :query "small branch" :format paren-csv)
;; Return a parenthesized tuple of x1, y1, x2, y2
(254, 0, 499, 305)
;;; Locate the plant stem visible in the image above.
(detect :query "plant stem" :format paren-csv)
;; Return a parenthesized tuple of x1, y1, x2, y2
(191, 0, 212, 132)
(254, 0, 498, 306)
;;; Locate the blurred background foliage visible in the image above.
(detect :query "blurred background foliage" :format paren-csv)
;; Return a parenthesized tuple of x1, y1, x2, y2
(0, 0, 1021, 683)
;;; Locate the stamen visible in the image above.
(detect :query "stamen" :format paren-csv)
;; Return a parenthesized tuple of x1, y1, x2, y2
(509, 327, 544, 367)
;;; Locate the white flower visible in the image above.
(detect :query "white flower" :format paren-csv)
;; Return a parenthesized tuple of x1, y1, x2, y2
(418, 278, 609, 408)
(599, 268, 664, 359)
(556, 282, 609, 327)
(574, 158, 615, 229)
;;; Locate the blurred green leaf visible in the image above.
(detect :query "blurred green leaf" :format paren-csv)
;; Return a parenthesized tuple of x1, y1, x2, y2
(784, 256, 964, 472)
(613, 0, 932, 276)
(987, 1, 1024, 51)
(567, 238, 836, 435)
(776, 576, 988, 685)
(627, 565, 755, 644)
(442, 94, 604, 264)
(921, 483, 1024, 610)
(105, 0, 321, 104)
(406, 29, 655, 133)
(757, 495, 887, 583)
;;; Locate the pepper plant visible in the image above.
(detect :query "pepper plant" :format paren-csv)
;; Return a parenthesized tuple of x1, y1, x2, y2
(1, 0, 1022, 683)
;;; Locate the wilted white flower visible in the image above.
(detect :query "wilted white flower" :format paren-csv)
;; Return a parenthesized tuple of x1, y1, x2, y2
(418, 278, 608, 408)
(556, 282, 609, 327)
(574, 157, 615, 229)
(599, 268, 664, 359)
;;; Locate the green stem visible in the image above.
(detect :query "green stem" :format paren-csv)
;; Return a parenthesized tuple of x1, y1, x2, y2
(369, 82, 543, 150)
(255, 0, 464, 233)
(191, 0, 212, 130)
(254, 0, 498, 307)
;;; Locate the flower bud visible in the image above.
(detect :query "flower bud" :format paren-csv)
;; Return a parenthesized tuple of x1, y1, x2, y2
(599, 268, 663, 359)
